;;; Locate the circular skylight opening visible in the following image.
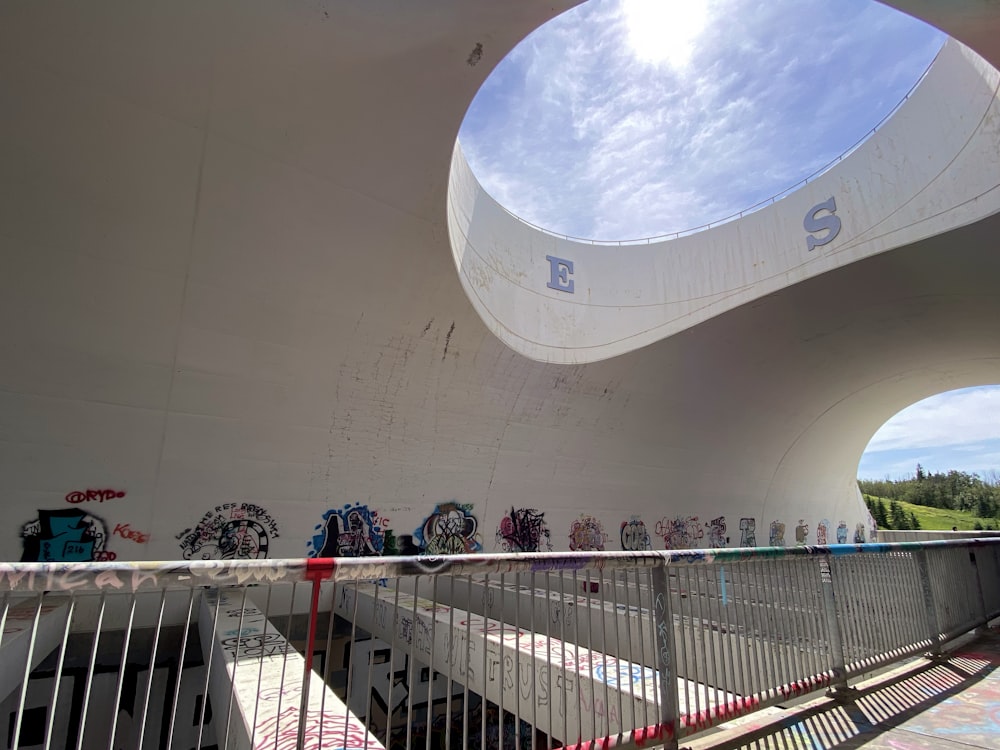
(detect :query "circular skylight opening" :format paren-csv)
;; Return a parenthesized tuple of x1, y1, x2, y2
(459, 0, 944, 242)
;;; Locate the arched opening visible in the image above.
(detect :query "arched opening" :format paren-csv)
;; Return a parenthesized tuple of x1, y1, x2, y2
(859, 386, 1000, 531)
(458, 0, 943, 242)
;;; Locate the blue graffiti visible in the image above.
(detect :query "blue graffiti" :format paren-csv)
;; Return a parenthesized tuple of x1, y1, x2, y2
(309, 503, 385, 557)
(593, 662, 656, 688)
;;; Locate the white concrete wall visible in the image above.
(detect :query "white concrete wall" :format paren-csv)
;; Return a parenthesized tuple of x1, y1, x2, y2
(0, 1, 998, 564)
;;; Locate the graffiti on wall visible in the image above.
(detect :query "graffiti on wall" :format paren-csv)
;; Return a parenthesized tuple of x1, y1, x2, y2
(568, 514, 607, 551)
(854, 523, 866, 544)
(836, 521, 849, 544)
(177, 503, 279, 560)
(816, 519, 830, 545)
(655, 516, 703, 550)
(64, 488, 126, 504)
(795, 520, 810, 545)
(496, 508, 552, 553)
(739, 518, 757, 547)
(415, 502, 481, 555)
(769, 520, 786, 547)
(309, 503, 387, 557)
(21, 509, 113, 562)
(620, 516, 651, 551)
(705, 516, 728, 548)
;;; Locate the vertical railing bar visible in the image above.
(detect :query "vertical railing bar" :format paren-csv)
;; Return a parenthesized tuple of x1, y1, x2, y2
(361, 581, 379, 750)
(801, 558, 823, 679)
(279, 581, 299, 747)
(76, 591, 106, 750)
(225, 586, 253, 750)
(645, 566, 660, 735)
(633, 567, 651, 732)
(299, 571, 325, 750)
(595, 569, 612, 741)
(583, 568, 598, 744)
(681, 567, 696, 720)
(692, 564, 710, 716)
(651, 562, 679, 750)
(609, 568, 627, 739)
(762, 558, 787, 695)
(875, 554, 896, 654)
(704, 563, 721, 713)
(529, 571, 538, 750)
(328, 579, 348, 748)
(463, 575, 473, 750)
(720, 563, 739, 710)
(445, 575, 456, 750)
(771, 556, 794, 692)
(136, 589, 168, 750)
(787, 558, 808, 682)
(712, 562, 732, 711)
(12, 594, 46, 750)
(106, 593, 138, 750)
(559, 570, 569, 747)
(165, 588, 196, 750)
(513, 570, 522, 750)
(406, 576, 422, 750)
(859, 556, 881, 661)
(250, 583, 275, 749)
(543, 572, 553, 750)
(740, 560, 762, 697)
(386, 580, 403, 749)
(497, 570, 506, 750)
(750, 560, 773, 699)
(903, 551, 925, 646)
(481, 574, 489, 750)
(672, 568, 690, 716)
(833, 557, 858, 670)
(42, 594, 76, 750)
(425, 575, 439, 750)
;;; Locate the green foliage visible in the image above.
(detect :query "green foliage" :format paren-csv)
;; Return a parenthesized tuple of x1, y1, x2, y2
(859, 466, 1000, 516)
(863, 493, 996, 531)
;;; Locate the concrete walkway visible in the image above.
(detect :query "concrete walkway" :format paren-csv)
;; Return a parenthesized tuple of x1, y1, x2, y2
(689, 628, 1000, 750)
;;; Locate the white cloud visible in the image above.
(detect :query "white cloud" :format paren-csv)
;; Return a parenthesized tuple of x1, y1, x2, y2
(458, 0, 943, 241)
(864, 387, 1000, 453)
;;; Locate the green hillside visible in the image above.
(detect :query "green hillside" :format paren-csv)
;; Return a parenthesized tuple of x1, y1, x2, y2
(864, 494, 997, 531)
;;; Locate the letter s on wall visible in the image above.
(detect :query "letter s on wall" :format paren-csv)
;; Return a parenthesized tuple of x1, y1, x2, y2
(803, 197, 842, 251)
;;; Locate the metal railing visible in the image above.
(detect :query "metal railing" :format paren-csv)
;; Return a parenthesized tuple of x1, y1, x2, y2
(0, 538, 997, 750)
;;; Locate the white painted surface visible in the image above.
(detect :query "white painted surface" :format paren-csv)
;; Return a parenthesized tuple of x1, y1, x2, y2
(0, 597, 69, 704)
(0, 1, 998, 562)
(199, 590, 383, 750)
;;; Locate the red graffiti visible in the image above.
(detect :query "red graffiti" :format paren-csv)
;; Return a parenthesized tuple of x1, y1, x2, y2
(94, 550, 118, 561)
(254, 707, 374, 749)
(113, 523, 149, 544)
(65, 489, 126, 504)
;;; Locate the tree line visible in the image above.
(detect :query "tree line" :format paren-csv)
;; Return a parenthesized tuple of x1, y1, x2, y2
(859, 464, 1000, 527)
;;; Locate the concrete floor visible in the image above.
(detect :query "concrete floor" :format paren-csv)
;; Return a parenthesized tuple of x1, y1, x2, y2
(689, 628, 1000, 750)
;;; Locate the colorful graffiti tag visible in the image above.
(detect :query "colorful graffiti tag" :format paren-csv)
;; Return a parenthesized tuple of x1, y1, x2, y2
(568, 514, 607, 551)
(836, 521, 849, 544)
(705, 516, 728, 548)
(620, 516, 651, 551)
(739, 518, 757, 547)
(309, 503, 387, 557)
(816, 519, 830, 545)
(21, 509, 113, 562)
(854, 523, 867, 544)
(769, 520, 786, 547)
(496, 508, 552, 553)
(655, 516, 703, 550)
(415, 502, 481, 555)
(177, 503, 279, 560)
(795, 519, 810, 545)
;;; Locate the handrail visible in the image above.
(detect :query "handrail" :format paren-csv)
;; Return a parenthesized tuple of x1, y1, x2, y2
(1, 536, 997, 750)
(488, 43, 943, 247)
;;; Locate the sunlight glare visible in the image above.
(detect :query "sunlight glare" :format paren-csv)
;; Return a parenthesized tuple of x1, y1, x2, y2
(622, 0, 709, 67)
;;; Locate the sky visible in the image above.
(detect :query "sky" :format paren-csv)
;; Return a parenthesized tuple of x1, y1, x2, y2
(457, 0, 1000, 482)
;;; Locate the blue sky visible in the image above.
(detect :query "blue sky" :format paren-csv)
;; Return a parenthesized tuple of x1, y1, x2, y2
(458, 0, 1000, 482)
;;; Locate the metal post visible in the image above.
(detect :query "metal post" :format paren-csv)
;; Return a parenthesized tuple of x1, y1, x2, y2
(651, 563, 679, 750)
(969, 547, 989, 632)
(818, 556, 851, 696)
(915, 549, 943, 656)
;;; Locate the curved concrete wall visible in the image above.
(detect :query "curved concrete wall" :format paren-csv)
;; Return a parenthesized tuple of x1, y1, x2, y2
(0, 1, 998, 563)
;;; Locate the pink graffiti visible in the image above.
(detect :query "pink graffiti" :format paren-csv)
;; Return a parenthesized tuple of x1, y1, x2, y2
(113, 522, 149, 544)
(253, 707, 374, 749)
(65, 489, 126, 504)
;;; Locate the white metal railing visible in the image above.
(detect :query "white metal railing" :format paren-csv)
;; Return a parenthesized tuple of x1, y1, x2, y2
(0, 538, 997, 750)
